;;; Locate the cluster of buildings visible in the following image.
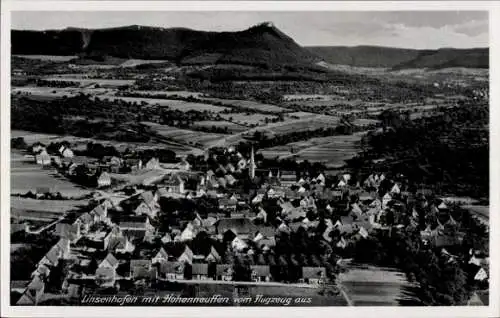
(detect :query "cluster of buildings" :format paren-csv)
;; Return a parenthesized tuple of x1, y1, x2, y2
(14, 141, 489, 305)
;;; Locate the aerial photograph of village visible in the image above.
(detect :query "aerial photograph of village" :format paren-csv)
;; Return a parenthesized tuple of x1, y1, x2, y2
(8, 10, 489, 307)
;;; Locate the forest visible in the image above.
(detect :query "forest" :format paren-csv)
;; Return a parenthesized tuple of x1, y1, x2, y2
(349, 103, 489, 199)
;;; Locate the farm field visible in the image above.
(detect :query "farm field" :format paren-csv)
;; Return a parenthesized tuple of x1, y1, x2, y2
(259, 133, 364, 167)
(265, 115, 339, 135)
(11, 151, 92, 197)
(11, 197, 88, 215)
(191, 120, 248, 133)
(127, 90, 204, 98)
(202, 97, 289, 113)
(118, 59, 169, 67)
(339, 264, 418, 306)
(219, 113, 278, 126)
(13, 55, 78, 62)
(286, 111, 319, 119)
(283, 99, 362, 108)
(12, 130, 200, 156)
(43, 77, 135, 87)
(283, 94, 338, 101)
(109, 169, 170, 186)
(12, 86, 79, 99)
(141, 122, 226, 148)
(102, 95, 231, 113)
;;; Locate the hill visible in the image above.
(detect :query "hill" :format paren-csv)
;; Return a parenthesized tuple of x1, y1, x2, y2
(12, 23, 318, 68)
(307, 45, 488, 69)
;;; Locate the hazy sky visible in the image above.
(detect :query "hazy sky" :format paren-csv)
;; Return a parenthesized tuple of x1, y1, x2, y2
(11, 11, 489, 49)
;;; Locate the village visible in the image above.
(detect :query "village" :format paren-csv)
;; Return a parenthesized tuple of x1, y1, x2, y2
(11, 136, 490, 306)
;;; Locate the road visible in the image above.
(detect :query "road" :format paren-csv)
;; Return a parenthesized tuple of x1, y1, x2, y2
(26, 215, 66, 235)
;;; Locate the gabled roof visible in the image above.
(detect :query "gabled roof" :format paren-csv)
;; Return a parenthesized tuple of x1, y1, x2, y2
(27, 276, 44, 291)
(16, 293, 36, 305)
(206, 246, 221, 262)
(119, 215, 148, 229)
(139, 191, 155, 204)
(154, 247, 169, 259)
(100, 253, 118, 268)
(255, 226, 275, 238)
(217, 218, 257, 235)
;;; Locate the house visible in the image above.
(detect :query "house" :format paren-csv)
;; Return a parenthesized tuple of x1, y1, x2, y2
(161, 233, 172, 244)
(177, 246, 194, 265)
(43, 245, 63, 268)
(474, 268, 488, 281)
(97, 172, 112, 188)
(205, 246, 221, 263)
(55, 222, 81, 243)
(175, 159, 190, 171)
(225, 163, 236, 173)
(107, 233, 135, 254)
(31, 143, 46, 154)
(382, 193, 392, 209)
(255, 207, 268, 223)
(225, 174, 237, 186)
(279, 171, 297, 186)
(90, 204, 108, 223)
(125, 158, 143, 171)
(192, 263, 211, 280)
(59, 145, 74, 158)
(152, 247, 169, 265)
(231, 236, 248, 251)
(130, 260, 152, 280)
(216, 165, 228, 175)
(75, 212, 93, 233)
(251, 265, 271, 282)
(160, 262, 185, 280)
(390, 183, 401, 194)
(16, 276, 45, 305)
(336, 237, 347, 249)
(217, 218, 258, 240)
(32, 263, 51, 279)
(216, 264, 233, 281)
(218, 197, 238, 212)
(301, 267, 326, 285)
(145, 157, 160, 170)
(99, 253, 119, 270)
(217, 177, 228, 188)
(11, 222, 28, 234)
(251, 193, 265, 205)
(316, 173, 326, 185)
(95, 267, 116, 287)
(337, 179, 347, 188)
(56, 238, 71, 259)
(118, 215, 154, 240)
(35, 153, 51, 166)
(180, 223, 196, 242)
(163, 175, 185, 194)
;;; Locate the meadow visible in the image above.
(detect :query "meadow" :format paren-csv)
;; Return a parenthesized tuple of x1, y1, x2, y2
(219, 113, 278, 126)
(11, 151, 91, 197)
(192, 120, 248, 133)
(141, 122, 225, 148)
(103, 95, 231, 113)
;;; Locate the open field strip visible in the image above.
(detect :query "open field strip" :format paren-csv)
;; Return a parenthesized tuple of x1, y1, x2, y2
(101, 95, 231, 112)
